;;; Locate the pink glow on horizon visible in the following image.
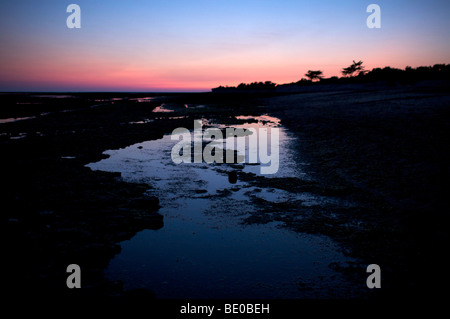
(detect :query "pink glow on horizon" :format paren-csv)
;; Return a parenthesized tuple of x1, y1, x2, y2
(1, 43, 447, 91)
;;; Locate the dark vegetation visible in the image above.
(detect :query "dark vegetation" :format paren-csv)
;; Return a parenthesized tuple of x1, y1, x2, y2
(212, 63, 450, 92)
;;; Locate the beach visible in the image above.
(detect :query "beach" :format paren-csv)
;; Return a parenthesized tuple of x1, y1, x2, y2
(1, 82, 449, 304)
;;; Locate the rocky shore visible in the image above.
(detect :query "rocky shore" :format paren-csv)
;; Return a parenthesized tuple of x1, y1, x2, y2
(261, 83, 450, 301)
(2, 83, 449, 304)
(0, 92, 267, 301)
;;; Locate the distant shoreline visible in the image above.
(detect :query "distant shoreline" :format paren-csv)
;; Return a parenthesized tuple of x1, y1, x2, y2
(212, 64, 450, 93)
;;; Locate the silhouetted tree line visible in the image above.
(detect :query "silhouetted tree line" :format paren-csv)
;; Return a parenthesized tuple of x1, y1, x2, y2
(213, 81, 277, 92)
(212, 63, 450, 92)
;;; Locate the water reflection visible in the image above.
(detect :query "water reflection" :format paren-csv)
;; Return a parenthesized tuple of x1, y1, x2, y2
(152, 104, 175, 113)
(87, 115, 359, 298)
(0, 116, 36, 124)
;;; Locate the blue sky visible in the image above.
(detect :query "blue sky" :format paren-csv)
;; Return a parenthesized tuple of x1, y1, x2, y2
(0, 0, 449, 91)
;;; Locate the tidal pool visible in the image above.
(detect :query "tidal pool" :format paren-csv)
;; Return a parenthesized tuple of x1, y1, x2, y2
(87, 115, 362, 298)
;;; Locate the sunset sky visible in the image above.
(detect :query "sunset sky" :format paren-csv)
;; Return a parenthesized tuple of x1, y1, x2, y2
(1, 0, 449, 92)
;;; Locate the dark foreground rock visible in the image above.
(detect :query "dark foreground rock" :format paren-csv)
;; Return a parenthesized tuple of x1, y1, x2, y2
(260, 84, 450, 302)
(2, 86, 449, 304)
(0, 94, 188, 301)
(1, 92, 266, 302)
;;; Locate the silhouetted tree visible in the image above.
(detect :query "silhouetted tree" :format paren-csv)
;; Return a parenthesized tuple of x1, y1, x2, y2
(342, 60, 365, 77)
(304, 70, 323, 81)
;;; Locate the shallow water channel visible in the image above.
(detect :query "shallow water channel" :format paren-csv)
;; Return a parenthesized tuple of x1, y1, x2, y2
(87, 115, 360, 298)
